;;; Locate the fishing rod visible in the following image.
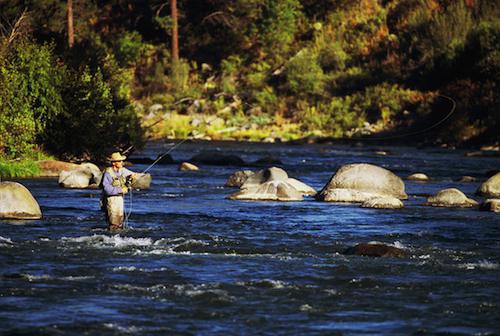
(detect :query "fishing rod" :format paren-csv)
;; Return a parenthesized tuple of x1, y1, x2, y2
(123, 138, 189, 229)
(142, 138, 189, 174)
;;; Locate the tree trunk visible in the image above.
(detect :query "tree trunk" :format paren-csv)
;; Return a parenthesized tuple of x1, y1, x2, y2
(171, 0, 179, 62)
(67, 0, 74, 48)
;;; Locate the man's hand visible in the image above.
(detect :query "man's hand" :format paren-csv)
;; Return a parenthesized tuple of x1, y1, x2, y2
(122, 187, 129, 194)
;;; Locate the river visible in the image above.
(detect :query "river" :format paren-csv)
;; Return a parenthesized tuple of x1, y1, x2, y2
(1, 140, 499, 335)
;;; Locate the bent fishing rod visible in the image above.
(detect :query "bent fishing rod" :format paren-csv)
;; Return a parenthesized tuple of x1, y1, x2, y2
(141, 138, 189, 174)
(124, 138, 188, 229)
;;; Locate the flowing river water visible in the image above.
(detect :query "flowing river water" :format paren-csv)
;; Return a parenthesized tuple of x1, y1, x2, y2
(1, 140, 499, 335)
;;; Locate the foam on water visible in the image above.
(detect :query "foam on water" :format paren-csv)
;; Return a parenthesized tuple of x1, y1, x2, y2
(459, 260, 499, 270)
(61, 234, 153, 249)
(0, 236, 13, 246)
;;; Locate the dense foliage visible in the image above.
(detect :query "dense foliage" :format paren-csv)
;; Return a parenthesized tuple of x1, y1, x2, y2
(0, 0, 498, 163)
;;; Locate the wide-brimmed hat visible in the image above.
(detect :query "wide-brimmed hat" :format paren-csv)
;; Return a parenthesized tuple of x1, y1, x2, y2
(108, 152, 127, 162)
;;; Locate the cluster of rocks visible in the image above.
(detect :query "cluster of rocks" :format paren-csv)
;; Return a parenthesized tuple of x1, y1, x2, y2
(1, 157, 498, 222)
(226, 167, 316, 201)
(224, 163, 500, 213)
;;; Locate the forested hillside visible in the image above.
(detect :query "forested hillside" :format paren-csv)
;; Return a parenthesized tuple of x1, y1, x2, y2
(0, 0, 498, 164)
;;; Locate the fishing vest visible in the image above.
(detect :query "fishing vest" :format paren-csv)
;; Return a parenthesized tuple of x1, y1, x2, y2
(105, 167, 128, 188)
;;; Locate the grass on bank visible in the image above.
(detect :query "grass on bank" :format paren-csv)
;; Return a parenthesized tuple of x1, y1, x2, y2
(0, 151, 55, 179)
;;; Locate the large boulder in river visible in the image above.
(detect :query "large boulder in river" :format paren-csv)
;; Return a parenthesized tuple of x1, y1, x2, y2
(58, 163, 102, 189)
(228, 180, 303, 201)
(228, 167, 312, 201)
(225, 170, 254, 187)
(189, 151, 245, 166)
(425, 188, 478, 208)
(241, 167, 288, 189)
(316, 163, 407, 203)
(0, 182, 42, 219)
(476, 172, 500, 198)
(286, 178, 317, 196)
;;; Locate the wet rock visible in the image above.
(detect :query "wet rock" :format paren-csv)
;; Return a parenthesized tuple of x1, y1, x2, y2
(179, 162, 199, 171)
(361, 197, 404, 209)
(228, 180, 303, 201)
(190, 152, 245, 166)
(0, 182, 42, 219)
(37, 160, 78, 177)
(286, 178, 316, 196)
(253, 156, 283, 165)
(476, 172, 500, 198)
(58, 163, 102, 189)
(225, 170, 254, 187)
(228, 167, 312, 201)
(407, 173, 429, 182)
(316, 163, 407, 203)
(480, 199, 500, 213)
(456, 175, 477, 183)
(241, 167, 288, 189)
(343, 243, 407, 258)
(425, 188, 478, 208)
(131, 173, 151, 190)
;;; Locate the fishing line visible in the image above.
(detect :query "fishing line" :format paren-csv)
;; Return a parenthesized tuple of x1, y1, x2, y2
(124, 138, 189, 229)
(348, 94, 456, 141)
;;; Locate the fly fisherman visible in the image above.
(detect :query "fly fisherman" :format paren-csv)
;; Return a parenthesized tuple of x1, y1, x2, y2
(101, 152, 139, 231)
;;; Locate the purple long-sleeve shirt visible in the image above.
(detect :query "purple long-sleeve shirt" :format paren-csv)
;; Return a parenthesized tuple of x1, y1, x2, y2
(102, 167, 133, 196)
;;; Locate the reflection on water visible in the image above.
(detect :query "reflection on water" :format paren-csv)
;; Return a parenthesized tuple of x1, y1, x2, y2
(1, 141, 499, 335)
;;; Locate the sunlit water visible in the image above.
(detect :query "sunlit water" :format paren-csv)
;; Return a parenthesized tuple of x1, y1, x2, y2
(1, 141, 499, 335)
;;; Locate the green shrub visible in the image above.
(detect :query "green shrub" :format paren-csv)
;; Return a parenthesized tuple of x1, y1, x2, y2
(259, 0, 303, 64)
(45, 67, 142, 162)
(0, 39, 64, 158)
(113, 31, 144, 67)
(285, 49, 325, 96)
(318, 41, 348, 72)
(465, 19, 500, 77)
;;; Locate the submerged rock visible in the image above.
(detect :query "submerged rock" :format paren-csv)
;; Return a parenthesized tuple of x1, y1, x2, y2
(253, 156, 283, 165)
(477, 172, 500, 198)
(0, 182, 42, 219)
(425, 188, 478, 208)
(317, 163, 407, 203)
(456, 175, 477, 183)
(343, 243, 407, 258)
(190, 152, 245, 166)
(361, 196, 404, 209)
(225, 170, 254, 187)
(480, 199, 500, 213)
